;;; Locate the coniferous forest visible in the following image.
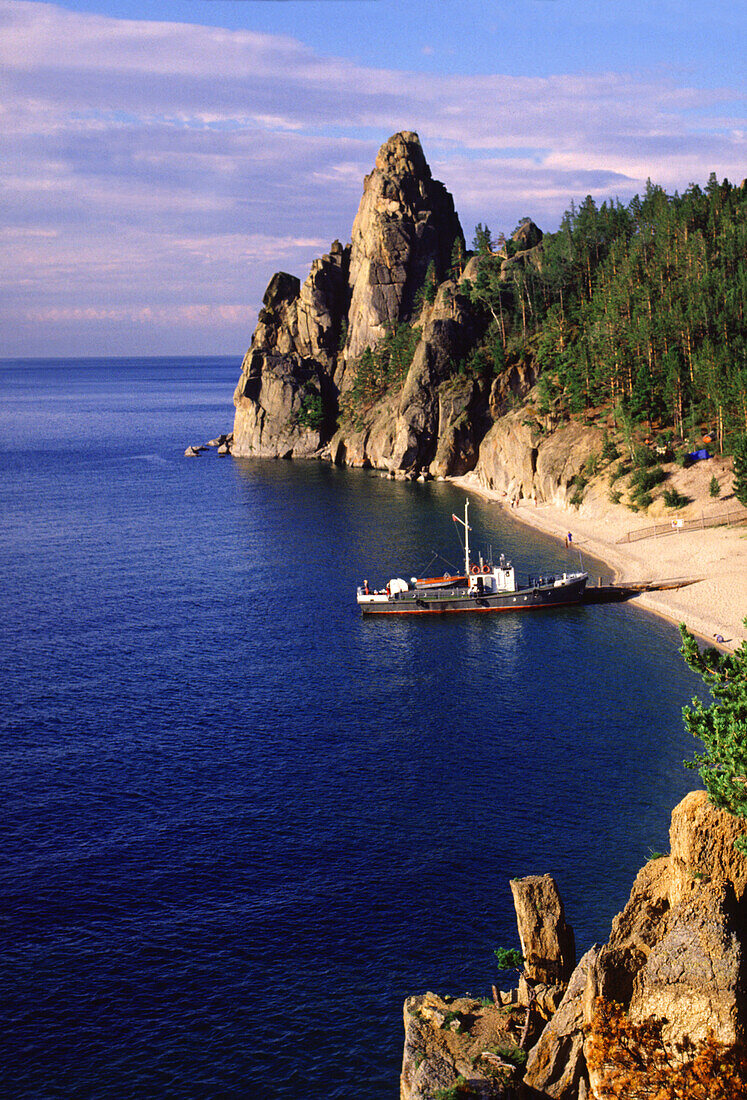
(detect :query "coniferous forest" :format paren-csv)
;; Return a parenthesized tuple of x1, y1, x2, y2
(460, 174, 747, 455)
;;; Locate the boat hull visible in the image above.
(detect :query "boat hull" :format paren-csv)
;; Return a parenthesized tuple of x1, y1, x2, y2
(358, 576, 588, 615)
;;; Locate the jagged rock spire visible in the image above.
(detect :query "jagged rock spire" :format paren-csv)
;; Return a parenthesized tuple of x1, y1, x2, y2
(340, 131, 463, 384)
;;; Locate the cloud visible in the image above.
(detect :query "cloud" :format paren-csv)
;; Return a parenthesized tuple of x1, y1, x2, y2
(1, 1, 745, 356)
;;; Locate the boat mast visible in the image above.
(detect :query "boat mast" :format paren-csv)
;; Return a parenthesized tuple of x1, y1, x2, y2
(464, 498, 470, 575)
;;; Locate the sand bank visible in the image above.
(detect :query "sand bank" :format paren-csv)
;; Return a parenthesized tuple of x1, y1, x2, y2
(450, 471, 747, 652)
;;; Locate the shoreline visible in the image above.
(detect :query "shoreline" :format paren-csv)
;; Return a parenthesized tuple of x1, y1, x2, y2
(449, 472, 747, 652)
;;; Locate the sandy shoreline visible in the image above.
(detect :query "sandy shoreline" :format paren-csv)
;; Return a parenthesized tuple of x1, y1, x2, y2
(450, 472, 747, 652)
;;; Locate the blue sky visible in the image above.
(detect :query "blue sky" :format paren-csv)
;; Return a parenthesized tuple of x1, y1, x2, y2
(2, 0, 745, 357)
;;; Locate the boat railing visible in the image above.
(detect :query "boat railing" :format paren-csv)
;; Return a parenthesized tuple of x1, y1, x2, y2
(525, 573, 558, 588)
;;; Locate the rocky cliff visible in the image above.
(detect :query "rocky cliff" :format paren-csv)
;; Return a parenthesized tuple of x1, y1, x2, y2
(229, 131, 644, 511)
(400, 791, 747, 1099)
(232, 131, 471, 465)
(231, 131, 573, 495)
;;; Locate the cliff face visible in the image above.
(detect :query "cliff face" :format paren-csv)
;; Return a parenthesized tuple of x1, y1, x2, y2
(474, 414, 605, 505)
(231, 130, 601, 506)
(232, 131, 468, 465)
(232, 244, 349, 458)
(340, 131, 463, 383)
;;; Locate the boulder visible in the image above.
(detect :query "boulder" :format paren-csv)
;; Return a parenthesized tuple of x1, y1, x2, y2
(523, 945, 600, 1099)
(668, 788, 747, 908)
(510, 874, 576, 985)
(400, 992, 526, 1100)
(511, 218, 543, 251)
(629, 881, 745, 1046)
(184, 445, 201, 457)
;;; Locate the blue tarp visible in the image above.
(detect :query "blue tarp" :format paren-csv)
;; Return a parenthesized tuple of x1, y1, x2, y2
(687, 448, 711, 462)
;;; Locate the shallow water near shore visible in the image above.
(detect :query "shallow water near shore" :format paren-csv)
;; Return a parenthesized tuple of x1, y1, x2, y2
(0, 357, 704, 1099)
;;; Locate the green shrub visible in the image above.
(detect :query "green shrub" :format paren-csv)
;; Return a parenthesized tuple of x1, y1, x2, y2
(734, 436, 747, 506)
(602, 435, 619, 462)
(633, 445, 658, 468)
(630, 465, 667, 496)
(584, 453, 600, 478)
(489, 1043, 528, 1069)
(710, 475, 721, 498)
(345, 323, 421, 408)
(494, 947, 523, 971)
(663, 487, 690, 509)
(609, 489, 623, 505)
(434, 1077, 473, 1100)
(680, 619, 747, 855)
(296, 389, 325, 431)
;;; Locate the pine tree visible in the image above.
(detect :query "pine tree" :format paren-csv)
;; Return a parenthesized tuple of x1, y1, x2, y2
(423, 260, 438, 303)
(680, 621, 747, 853)
(733, 435, 747, 506)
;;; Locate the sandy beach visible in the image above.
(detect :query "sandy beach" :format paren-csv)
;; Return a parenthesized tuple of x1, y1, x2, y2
(451, 463, 747, 652)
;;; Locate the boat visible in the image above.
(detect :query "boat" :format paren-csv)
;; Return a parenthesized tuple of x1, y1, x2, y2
(356, 499, 588, 615)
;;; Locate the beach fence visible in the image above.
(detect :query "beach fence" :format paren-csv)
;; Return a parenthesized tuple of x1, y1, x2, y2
(617, 507, 747, 544)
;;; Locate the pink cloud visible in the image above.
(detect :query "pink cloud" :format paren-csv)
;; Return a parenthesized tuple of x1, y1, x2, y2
(1, 1, 744, 356)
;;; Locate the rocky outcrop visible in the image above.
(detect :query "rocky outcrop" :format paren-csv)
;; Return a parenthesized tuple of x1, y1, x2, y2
(232, 132, 468, 464)
(232, 249, 349, 458)
(524, 946, 600, 1099)
(511, 875, 576, 986)
(229, 132, 586, 485)
(474, 413, 605, 505)
(429, 376, 489, 479)
(401, 791, 747, 1100)
(628, 881, 744, 1046)
(400, 992, 531, 1100)
(324, 274, 484, 473)
(668, 788, 747, 908)
(341, 131, 463, 380)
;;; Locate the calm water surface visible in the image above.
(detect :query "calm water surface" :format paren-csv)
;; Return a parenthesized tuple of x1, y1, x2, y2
(0, 358, 702, 1098)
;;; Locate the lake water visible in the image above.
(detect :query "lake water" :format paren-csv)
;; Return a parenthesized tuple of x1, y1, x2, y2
(0, 357, 703, 1098)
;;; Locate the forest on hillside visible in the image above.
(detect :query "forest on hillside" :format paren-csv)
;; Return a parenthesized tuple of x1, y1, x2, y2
(458, 173, 747, 454)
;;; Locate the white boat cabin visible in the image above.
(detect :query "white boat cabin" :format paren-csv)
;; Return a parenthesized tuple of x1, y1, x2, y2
(467, 559, 516, 594)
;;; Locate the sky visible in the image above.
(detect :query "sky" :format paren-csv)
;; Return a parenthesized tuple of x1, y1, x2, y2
(2, 0, 745, 358)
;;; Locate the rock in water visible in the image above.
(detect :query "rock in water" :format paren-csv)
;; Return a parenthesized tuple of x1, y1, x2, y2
(232, 252, 349, 458)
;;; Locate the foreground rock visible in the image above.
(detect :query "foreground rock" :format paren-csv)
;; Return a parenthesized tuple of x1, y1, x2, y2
(511, 874, 576, 985)
(524, 946, 599, 1099)
(402, 791, 747, 1099)
(401, 993, 528, 1100)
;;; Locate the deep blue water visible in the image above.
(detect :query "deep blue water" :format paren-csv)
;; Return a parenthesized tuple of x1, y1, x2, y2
(0, 357, 703, 1099)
